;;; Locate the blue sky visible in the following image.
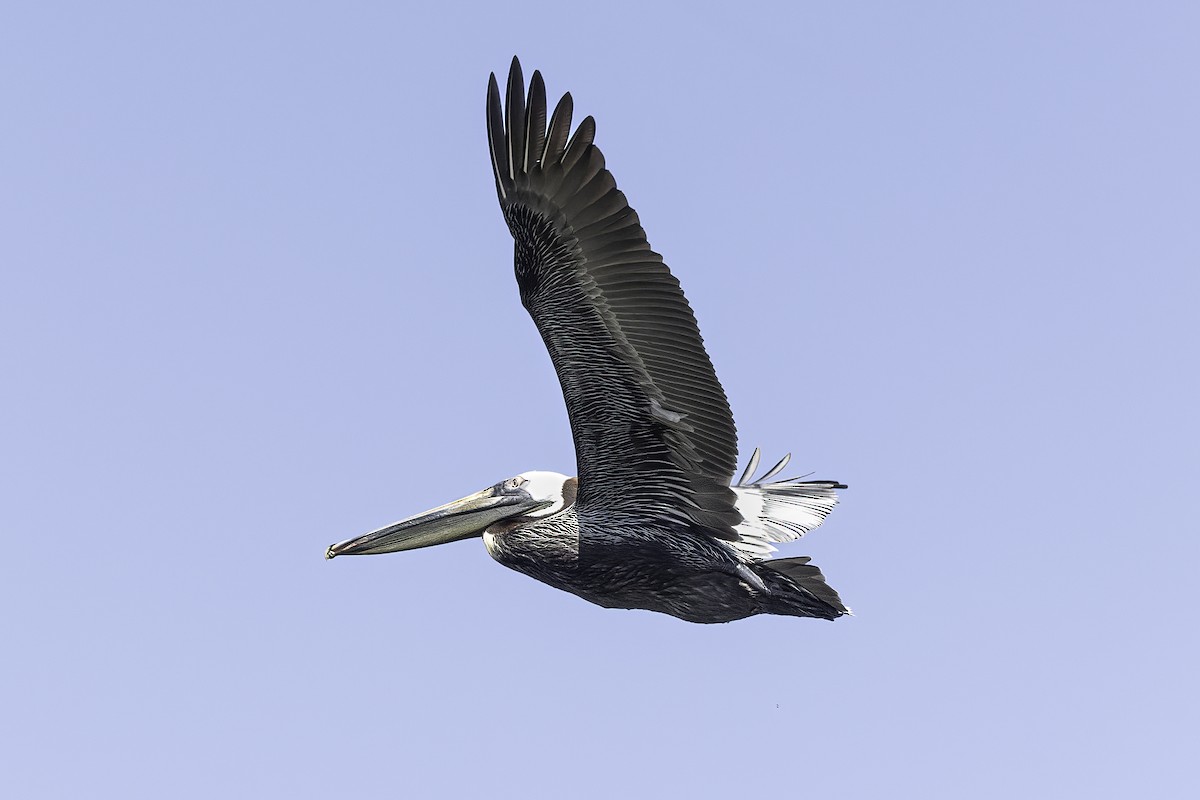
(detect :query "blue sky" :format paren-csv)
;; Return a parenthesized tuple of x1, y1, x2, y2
(3, 2, 1197, 797)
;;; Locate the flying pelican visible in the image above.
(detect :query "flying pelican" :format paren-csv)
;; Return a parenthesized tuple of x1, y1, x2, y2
(327, 58, 849, 623)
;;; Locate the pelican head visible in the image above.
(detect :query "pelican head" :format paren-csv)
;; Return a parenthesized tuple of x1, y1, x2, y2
(326, 471, 570, 559)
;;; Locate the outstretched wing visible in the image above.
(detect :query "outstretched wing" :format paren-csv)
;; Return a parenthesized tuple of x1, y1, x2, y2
(487, 57, 741, 538)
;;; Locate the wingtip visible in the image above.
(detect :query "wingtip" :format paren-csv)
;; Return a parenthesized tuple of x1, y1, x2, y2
(524, 70, 548, 173)
(507, 56, 524, 90)
(563, 114, 597, 169)
(486, 71, 509, 200)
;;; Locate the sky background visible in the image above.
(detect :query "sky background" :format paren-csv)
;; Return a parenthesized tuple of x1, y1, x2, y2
(3, 2, 1197, 797)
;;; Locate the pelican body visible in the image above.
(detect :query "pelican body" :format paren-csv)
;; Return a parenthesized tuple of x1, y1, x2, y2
(327, 59, 849, 624)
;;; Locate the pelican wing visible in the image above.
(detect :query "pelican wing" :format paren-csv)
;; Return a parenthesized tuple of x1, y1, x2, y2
(487, 58, 741, 538)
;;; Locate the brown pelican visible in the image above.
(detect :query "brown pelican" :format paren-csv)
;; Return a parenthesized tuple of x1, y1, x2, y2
(327, 58, 849, 623)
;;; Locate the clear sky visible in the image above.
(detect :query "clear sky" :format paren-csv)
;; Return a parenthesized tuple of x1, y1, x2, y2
(3, 2, 1197, 797)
